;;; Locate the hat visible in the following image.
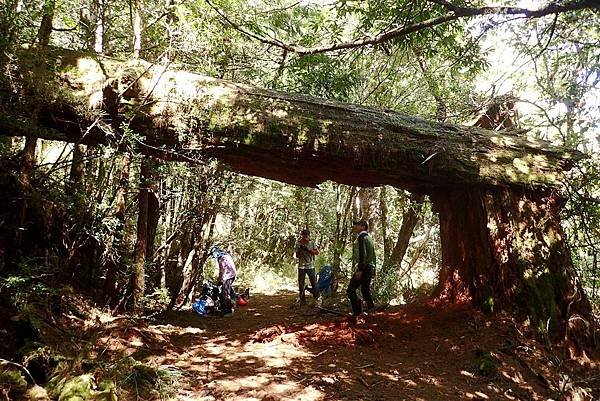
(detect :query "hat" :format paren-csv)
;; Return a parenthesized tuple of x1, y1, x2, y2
(301, 229, 310, 236)
(352, 220, 368, 230)
(210, 245, 225, 259)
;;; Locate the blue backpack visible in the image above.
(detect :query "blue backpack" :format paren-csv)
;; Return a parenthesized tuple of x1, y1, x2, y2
(192, 298, 208, 315)
(317, 265, 334, 296)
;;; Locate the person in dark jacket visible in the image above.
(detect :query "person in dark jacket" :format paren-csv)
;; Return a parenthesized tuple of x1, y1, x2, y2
(347, 220, 376, 315)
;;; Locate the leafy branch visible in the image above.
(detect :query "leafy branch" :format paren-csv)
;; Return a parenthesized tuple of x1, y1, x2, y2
(205, 0, 599, 56)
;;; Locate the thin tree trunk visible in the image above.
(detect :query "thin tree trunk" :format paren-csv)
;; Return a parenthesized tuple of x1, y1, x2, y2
(14, 137, 38, 250)
(133, 158, 150, 311)
(102, 152, 130, 306)
(380, 186, 391, 266)
(67, 144, 86, 195)
(146, 161, 160, 258)
(358, 188, 379, 238)
(37, 0, 55, 47)
(332, 185, 356, 279)
(169, 207, 218, 309)
(94, 0, 104, 53)
(381, 194, 425, 277)
(131, 0, 142, 58)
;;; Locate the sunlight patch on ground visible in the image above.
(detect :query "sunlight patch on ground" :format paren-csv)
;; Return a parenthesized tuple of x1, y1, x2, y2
(174, 338, 324, 400)
(202, 376, 325, 401)
(466, 391, 490, 399)
(156, 325, 205, 334)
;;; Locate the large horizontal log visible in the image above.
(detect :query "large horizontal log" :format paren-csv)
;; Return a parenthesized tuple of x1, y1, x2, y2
(0, 47, 582, 192)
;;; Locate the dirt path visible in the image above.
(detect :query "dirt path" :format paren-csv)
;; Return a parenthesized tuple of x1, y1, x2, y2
(115, 291, 570, 400)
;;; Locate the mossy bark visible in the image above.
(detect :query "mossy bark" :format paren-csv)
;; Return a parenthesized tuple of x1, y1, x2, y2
(0, 47, 582, 193)
(432, 187, 594, 351)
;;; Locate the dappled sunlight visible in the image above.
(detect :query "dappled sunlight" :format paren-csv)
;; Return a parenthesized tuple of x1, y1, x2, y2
(86, 292, 582, 400)
(74, 57, 106, 109)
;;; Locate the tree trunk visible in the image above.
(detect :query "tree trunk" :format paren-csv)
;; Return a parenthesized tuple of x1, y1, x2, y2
(132, 157, 150, 312)
(431, 187, 595, 351)
(332, 185, 356, 279)
(146, 160, 160, 258)
(380, 186, 391, 264)
(102, 152, 131, 306)
(37, 0, 55, 47)
(14, 137, 37, 251)
(67, 144, 86, 195)
(94, 0, 104, 53)
(131, 0, 143, 59)
(357, 188, 379, 237)
(381, 194, 425, 277)
(0, 48, 581, 193)
(168, 210, 217, 309)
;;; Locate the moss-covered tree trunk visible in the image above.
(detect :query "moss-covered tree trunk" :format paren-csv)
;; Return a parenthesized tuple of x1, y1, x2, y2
(102, 152, 131, 306)
(0, 48, 582, 192)
(0, 47, 595, 346)
(431, 187, 594, 352)
(133, 158, 150, 312)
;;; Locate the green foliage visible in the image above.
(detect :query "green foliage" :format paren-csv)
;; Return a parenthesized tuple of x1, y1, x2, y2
(120, 360, 183, 399)
(49, 374, 116, 401)
(0, 368, 28, 390)
(1, 262, 52, 311)
(0, 368, 29, 401)
(477, 352, 497, 376)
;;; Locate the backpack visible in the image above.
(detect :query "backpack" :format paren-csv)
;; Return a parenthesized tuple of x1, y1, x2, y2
(317, 265, 334, 296)
(192, 298, 208, 315)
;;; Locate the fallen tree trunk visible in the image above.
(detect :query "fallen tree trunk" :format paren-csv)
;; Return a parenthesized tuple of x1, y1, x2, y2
(0, 47, 581, 193)
(0, 47, 594, 348)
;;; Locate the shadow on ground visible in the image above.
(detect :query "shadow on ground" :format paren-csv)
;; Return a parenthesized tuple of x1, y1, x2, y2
(96, 291, 597, 401)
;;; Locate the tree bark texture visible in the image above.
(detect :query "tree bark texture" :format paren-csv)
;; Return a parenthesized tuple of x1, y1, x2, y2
(380, 194, 425, 278)
(67, 144, 86, 195)
(0, 48, 582, 194)
(102, 152, 131, 306)
(14, 137, 37, 250)
(431, 187, 594, 350)
(133, 157, 150, 311)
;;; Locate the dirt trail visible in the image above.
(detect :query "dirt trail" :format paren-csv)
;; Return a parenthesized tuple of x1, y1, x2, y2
(115, 291, 589, 400)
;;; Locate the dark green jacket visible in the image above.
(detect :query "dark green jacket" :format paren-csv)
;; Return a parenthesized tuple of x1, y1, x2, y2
(353, 232, 376, 271)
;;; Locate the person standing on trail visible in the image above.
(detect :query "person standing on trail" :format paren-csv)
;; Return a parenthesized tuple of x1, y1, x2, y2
(295, 228, 320, 305)
(347, 220, 376, 316)
(211, 246, 237, 317)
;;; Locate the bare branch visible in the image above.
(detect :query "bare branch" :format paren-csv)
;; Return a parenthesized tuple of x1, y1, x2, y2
(205, 0, 600, 56)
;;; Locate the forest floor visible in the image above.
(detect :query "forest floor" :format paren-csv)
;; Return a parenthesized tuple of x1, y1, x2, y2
(85, 291, 599, 401)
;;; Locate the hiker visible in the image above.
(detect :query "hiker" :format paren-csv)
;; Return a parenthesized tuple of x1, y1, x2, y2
(347, 220, 376, 315)
(295, 228, 319, 305)
(211, 246, 237, 316)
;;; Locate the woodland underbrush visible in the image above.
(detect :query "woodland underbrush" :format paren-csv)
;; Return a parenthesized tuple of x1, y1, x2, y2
(0, 276, 183, 401)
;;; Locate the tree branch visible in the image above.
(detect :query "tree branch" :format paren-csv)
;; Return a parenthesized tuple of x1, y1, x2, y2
(205, 0, 599, 56)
